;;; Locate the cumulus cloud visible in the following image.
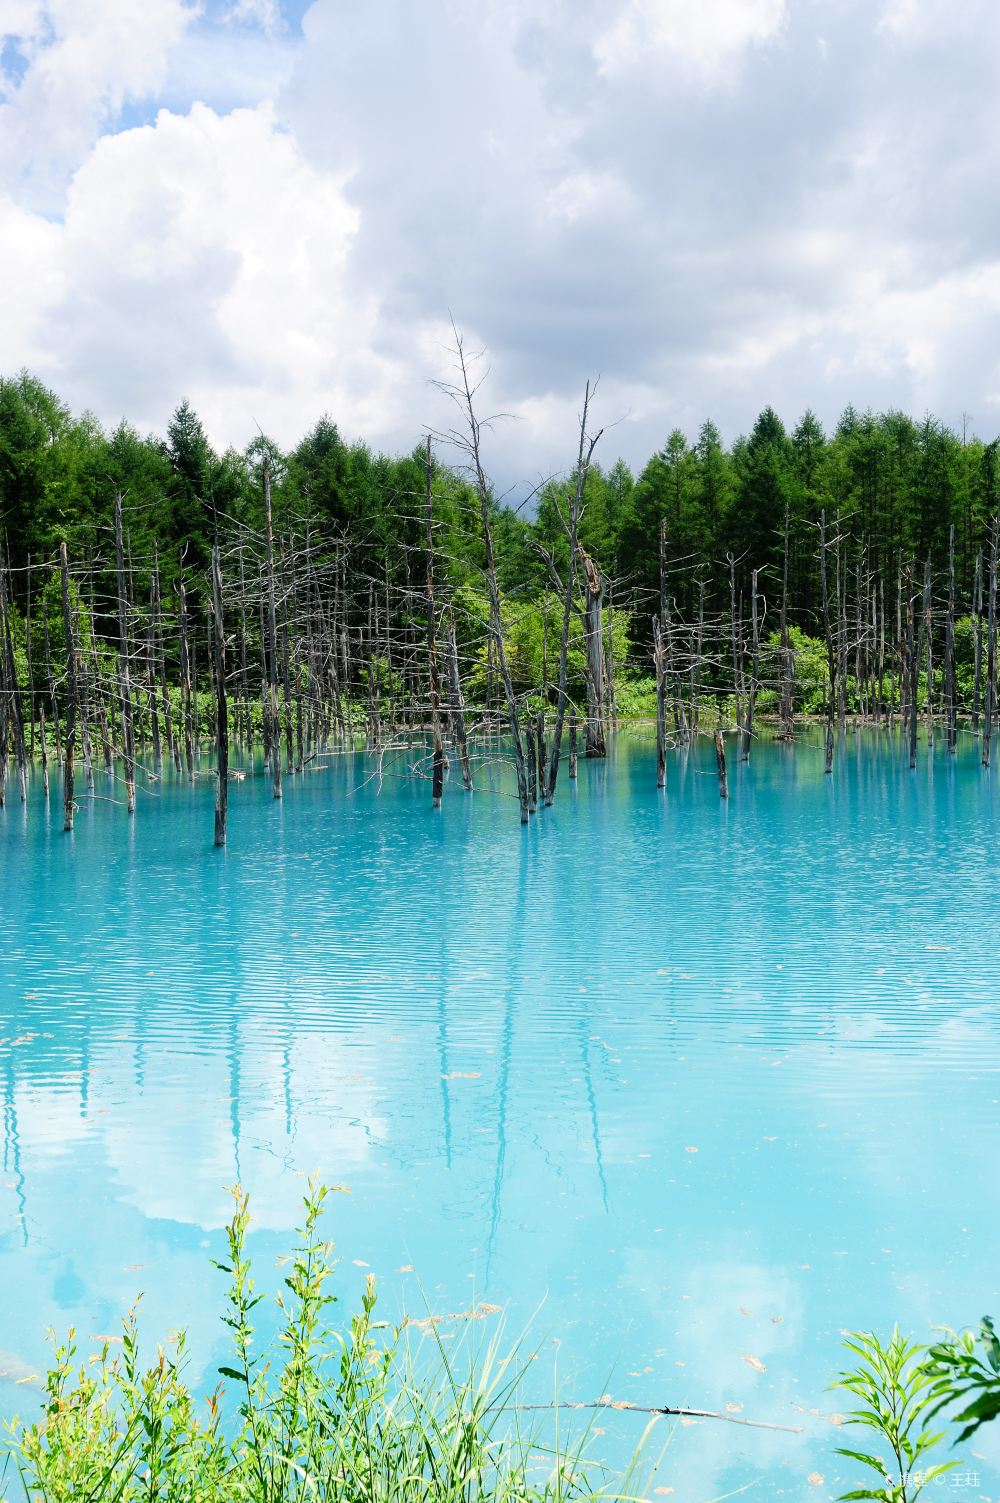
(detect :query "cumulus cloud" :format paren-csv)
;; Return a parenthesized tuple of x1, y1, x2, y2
(224, 0, 285, 34)
(0, 0, 197, 205)
(1, 0, 999, 477)
(1, 99, 406, 444)
(594, 0, 787, 78)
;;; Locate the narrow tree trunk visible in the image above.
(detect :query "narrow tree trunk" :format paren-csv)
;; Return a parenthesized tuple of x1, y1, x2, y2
(445, 611, 473, 791)
(741, 568, 761, 762)
(178, 565, 195, 781)
(40, 702, 49, 795)
(543, 390, 601, 804)
(946, 528, 957, 754)
(922, 556, 933, 749)
(263, 462, 282, 798)
(581, 549, 606, 758)
(451, 334, 530, 820)
(536, 707, 548, 805)
(984, 520, 998, 769)
(0, 556, 27, 802)
(907, 567, 918, 769)
(114, 490, 137, 813)
(606, 583, 618, 733)
(714, 727, 729, 799)
(973, 548, 983, 736)
(212, 543, 229, 846)
(43, 612, 61, 764)
(525, 723, 537, 812)
(779, 504, 794, 740)
(424, 436, 445, 809)
(653, 615, 667, 789)
(568, 706, 578, 780)
(59, 542, 77, 831)
(818, 511, 836, 773)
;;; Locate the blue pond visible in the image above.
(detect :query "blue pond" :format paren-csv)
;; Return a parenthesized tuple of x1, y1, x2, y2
(2, 729, 999, 1499)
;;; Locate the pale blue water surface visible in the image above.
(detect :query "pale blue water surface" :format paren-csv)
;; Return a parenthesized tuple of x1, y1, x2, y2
(2, 729, 999, 1500)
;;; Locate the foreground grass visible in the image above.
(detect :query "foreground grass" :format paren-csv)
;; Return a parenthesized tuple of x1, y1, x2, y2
(3, 1184, 660, 1502)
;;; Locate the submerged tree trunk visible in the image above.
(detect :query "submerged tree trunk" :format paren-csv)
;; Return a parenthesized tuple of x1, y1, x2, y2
(0, 555, 27, 803)
(263, 461, 283, 799)
(984, 520, 998, 769)
(714, 728, 729, 799)
(445, 329, 530, 822)
(59, 542, 77, 832)
(653, 615, 667, 790)
(445, 612, 473, 791)
(547, 381, 601, 803)
(178, 564, 195, 781)
(818, 511, 836, 773)
(581, 549, 606, 758)
(424, 436, 444, 810)
(946, 527, 957, 755)
(212, 543, 229, 846)
(779, 504, 794, 740)
(741, 568, 761, 763)
(973, 547, 984, 736)
(114, 490, 137, 813)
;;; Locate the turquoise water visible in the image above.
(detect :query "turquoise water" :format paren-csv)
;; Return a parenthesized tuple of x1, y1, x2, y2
(2, 730, 999, 1499)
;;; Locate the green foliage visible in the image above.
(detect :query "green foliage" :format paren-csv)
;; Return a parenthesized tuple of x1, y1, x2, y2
(831, 1328, 957, 1501)
(927, 1316, 1000, 1442)
(5, 1184, 656, 1502)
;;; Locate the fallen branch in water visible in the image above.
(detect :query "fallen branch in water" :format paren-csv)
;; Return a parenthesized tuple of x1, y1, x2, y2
(489, 1398, 804, 1434)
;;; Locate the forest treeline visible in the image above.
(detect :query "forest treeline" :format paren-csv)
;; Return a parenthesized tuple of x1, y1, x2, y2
(3, 368, 998, 621)
(2, 359, 1000, 832)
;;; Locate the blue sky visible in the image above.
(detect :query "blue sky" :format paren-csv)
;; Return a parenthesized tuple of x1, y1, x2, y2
(2, 0, 999, 483)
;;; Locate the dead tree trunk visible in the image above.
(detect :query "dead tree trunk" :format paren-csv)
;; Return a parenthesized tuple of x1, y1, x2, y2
(653, 615, 667, 789)
(779, 504, 794, 740)
(741, 568, 761, 762)
(59, 542, 77, 832)
(43, 612, 62, 765)
(984, 520, 998, 769)
(114, 490, 137, 813)
(546, 381, 601, 803)
(714, 728, 729, 799)
(178, 564, 195, 781)
(581, 549, 606, 758)
(728, 554, 743, 742)
(946, 527, 957, 755)
(818, 511, 836, 773)
(525, 722, 537, 812)
(424, 436, 444, 809)
(921, 556, 933, 749)
(536, 708, 548, 805)
(0, 593, 7, 810)
(973, 547, 984, 736)
(0, 556, 27, 803)
(568, 707, 578, 780)
(40, 702, 49, 795)
(445, 611, 473, 791)
(263, 461, 282, 798)
(442, 330, 529, 821)
(212, 543, 229, 846)
(907, 566, 918, 769)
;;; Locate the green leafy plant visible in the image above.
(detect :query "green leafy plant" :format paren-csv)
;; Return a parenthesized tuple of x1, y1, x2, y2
(5, 1182, 660, 1502)
(831, 1328, 958, 1502)
(927, 1315, 1000, 1441)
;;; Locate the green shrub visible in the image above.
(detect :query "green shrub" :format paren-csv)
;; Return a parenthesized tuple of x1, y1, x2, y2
(5, 1184, 656, 1502)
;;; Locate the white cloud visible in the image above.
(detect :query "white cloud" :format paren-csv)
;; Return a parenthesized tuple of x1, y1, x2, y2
(594, 0, 787, 78)
(1, 99, 408, 445)
(224, 0, 284, 34)
(3, 0, 1000, 473)
(0, 0, 197, 204)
